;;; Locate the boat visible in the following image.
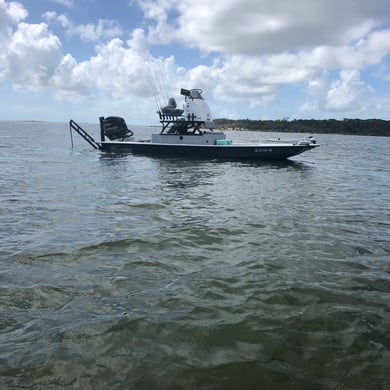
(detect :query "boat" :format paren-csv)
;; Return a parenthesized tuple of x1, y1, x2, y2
(69, 88, 319, 160)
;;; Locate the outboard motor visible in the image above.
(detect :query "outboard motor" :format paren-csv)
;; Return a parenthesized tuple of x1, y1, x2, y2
(99, 116, 134, 141)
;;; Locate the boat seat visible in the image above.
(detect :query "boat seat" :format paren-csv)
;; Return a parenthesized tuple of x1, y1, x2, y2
(161, 106, 184, 116)
(161, 97, 184, 116)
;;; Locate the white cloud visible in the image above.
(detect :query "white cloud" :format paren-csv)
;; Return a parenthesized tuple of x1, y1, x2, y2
(2, 0, 390, 121)
(49, 0, 73, 7)
(51, 53, 90, 100)
(300, 29, 390, 70)
(299, 70, 375, 117)
(0, 0, 28, 26)
(138, 0, 180, 44)
(129, 0, 390, 119)
(1, 21, 62, 91)
(43, 11, 72, 29)
(138, 0, 390, 54)
(299, 72, 329, 115)
(43, 12, 123, 42)
(51, 29, 162, 102)
(325, 70, 372, 112)
(72, 19, 123, 42)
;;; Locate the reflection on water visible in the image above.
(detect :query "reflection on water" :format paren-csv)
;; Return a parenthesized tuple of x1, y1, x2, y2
(1, 123, 390, 389)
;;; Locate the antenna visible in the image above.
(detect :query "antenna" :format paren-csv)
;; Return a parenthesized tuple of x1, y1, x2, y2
(146, 67, 162, 111)
(146, 61, 172, 111)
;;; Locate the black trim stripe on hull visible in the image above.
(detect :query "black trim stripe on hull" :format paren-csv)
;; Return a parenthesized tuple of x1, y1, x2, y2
(100, 142, 317, 160)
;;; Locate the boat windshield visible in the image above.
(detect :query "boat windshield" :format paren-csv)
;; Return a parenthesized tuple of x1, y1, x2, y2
(190, 89, 203, 99)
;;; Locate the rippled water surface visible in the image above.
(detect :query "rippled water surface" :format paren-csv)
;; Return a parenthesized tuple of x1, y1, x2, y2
(1, 121, 390, 389)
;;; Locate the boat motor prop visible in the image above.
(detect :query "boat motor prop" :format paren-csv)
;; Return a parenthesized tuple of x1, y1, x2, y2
(297, 136, 317, 146)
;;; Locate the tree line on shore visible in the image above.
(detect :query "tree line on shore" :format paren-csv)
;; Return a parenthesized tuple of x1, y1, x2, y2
(213, 118, 390, 136)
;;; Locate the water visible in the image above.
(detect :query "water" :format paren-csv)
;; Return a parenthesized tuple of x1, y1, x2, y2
(1, 121, 389, 389)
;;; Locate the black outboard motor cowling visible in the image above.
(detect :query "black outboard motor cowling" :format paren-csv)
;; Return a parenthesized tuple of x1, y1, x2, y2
(100, 116, 134, 140)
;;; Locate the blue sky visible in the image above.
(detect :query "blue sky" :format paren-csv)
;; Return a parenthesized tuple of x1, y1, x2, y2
(1, 0, 390, 124)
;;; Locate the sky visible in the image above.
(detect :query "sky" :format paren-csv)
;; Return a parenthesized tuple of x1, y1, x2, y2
(1, 0, 390, 124)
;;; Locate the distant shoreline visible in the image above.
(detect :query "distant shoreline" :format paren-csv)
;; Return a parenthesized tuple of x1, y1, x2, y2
(0, 119, 54, 123)
(214, 118, 390, 137)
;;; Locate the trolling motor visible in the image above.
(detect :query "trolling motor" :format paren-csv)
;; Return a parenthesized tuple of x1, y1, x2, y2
(297, 136, 317, 145)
